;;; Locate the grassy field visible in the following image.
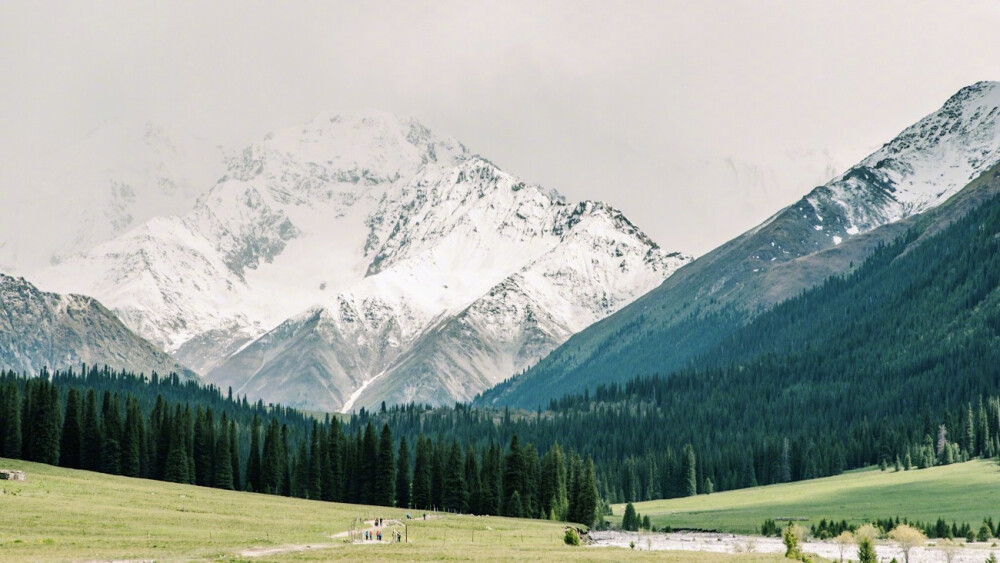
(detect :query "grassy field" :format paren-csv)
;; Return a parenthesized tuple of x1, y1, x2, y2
(0, 458, 784, 561)
(614, 459, 1000, 534)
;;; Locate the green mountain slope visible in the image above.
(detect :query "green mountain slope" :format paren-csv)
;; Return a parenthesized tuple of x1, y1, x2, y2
(481, 83, 1000, 408)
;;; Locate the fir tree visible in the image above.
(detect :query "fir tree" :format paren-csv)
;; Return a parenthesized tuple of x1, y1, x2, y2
(412, 435, 432, 509)
(100, 392, 122, 474)
(229, 419, 241, 490)
(60, 387, 83, 469)
(442, 440, 467, 513)
(121, 398, 143, 477)
(503, 435, 526, 517)
(246, 415, 262, 492)
(81, 389, 101, 471)
(681, 443, 697, 496)
(213, 414, 234, 490)
(163, 407, 190, 483)
(2, 382, 21, 458)
(374, 424, 395, 507)
(260, 418, 282, 495)
(396, 437, 411, 509)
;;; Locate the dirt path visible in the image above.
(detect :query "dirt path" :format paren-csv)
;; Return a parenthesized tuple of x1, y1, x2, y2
(588, 530, 1000, 562)
(235, 531, 349, 558)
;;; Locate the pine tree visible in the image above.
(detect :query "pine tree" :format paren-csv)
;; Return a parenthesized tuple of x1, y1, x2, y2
(412, 435, 432, 509)
(622, 502, 639, 531)
(360, 422, 378, 504)
(213, 415, 234, 490)
(192, 407, 214, 486)
(60, 387, 83, 469)
(101, 392, 123, 474)
(81, 389, 101, 471)
(121, 398, 143, 477)
(464, 444, 481, 515)
(260, 418, 282, 494)
(292, 440, 308, 498)
(681, 444, 697, 496)
(442, 440, 467, 513)
(280, 424, 291, 496)
(480, 441, 502, 516)
(308, 422, 322, 500)
(779, 438, 792, 482)
(328, 420, 344, 501)
(507, 490, 523, 519)
(2, 382, 21, 458)
(164, 407, 190, 483)
(396, 437, 411, 509)
(229, 419, 241, 490)
(246, 415, 262, 492)
(572, 457, 598, 526)
(29, 380, 61, 466)
(374, 424, 395, 507)
(503, 435, 526, 517)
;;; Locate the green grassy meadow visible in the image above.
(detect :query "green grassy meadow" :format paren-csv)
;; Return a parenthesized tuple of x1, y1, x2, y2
(0, 457, 783, 561)
(615, 459, 1000, 534)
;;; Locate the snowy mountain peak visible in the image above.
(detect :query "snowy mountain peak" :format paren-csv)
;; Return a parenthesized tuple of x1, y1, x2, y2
(783, 81, 1000, 254)
(32, 109, 688, 411)
(240, 110, 469, 185)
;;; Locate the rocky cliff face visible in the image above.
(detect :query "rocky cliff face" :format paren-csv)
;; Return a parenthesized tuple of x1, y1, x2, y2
(0, 274, 192, 377)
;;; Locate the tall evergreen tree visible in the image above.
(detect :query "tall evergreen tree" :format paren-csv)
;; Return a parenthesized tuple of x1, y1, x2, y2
(60, 388, 83, 469)
(412, 435, 432, 509)
(81, 388, 102, 471)
(260, 418, 282, 495)
(503, 435, 526, 517)
(396, 437, 411, 509)
(360, 422, 378, 504)
(2, 382, 21, 458)
(308, 421, 322, 500)
(192, 407, 214, 486)
(246, 414, 262, 492)
(374, 424, 396, 507)
(479, 441, 502, 516)
(229, 419, 241, 490)
(442, 440, 467, 513)
(681, 443, 697, 496)
(213, 414, 234, 490)
(464, 444, 481, 515)
(163, 406, 190, 483)
(780, 438, 792, 483)
(100, 392, 122, 474)
(121, 397, 143, 477)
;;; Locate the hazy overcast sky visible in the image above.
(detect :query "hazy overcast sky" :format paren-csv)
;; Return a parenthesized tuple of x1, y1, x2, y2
(2, 1, 999, 254)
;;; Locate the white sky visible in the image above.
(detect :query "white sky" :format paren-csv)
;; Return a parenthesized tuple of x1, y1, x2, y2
(2, 0, 1000, 255)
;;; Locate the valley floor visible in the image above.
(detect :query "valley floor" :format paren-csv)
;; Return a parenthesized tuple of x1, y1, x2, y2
(0, 458, 780, 561)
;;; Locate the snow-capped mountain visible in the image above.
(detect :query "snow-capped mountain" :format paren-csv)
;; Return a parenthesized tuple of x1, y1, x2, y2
(32, 110, 689, 411)
(0, 274, 192, 377)
(482, 80, 1000, 408)
(0, 120, 223, 274)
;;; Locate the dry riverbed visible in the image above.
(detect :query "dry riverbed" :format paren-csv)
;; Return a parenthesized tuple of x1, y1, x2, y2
(588, 530, 1000, 562)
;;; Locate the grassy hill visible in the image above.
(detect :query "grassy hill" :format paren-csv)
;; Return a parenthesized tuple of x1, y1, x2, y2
(614, 459, 1000, 535)
(0, 458, 783, 561)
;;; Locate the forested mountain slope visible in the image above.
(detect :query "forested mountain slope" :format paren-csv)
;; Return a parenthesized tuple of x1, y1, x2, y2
(482, 81, 1000, 408)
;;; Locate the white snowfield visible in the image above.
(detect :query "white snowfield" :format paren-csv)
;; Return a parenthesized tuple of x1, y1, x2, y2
(588, 531, 1000, 562)
(30, 110, 690, 411)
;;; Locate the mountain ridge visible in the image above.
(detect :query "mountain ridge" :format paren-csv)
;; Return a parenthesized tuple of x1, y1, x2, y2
(480, 80, 1000, 408)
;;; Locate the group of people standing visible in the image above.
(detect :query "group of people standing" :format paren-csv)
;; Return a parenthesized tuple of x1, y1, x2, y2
(362, 518, 402, 543)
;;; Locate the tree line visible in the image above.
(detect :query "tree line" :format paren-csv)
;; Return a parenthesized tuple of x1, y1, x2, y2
(0, 366, 598, 525)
